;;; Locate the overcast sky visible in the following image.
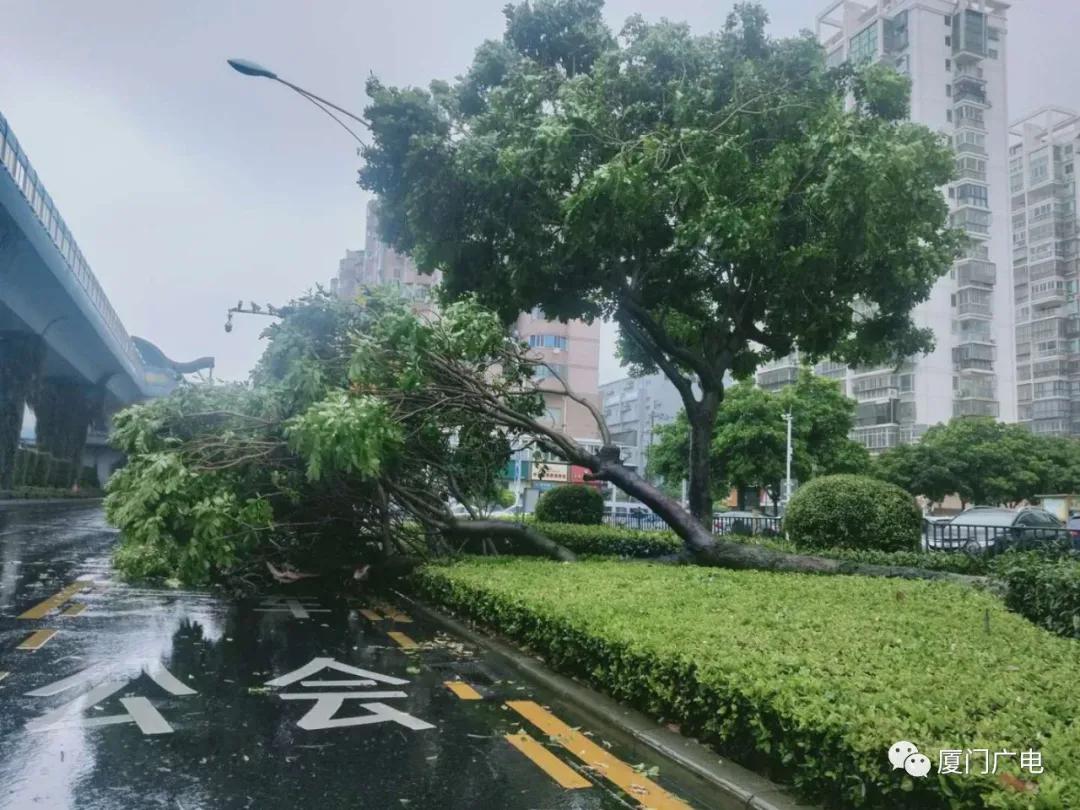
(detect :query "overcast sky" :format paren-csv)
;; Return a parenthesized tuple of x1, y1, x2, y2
(1, 0, 1075, 383)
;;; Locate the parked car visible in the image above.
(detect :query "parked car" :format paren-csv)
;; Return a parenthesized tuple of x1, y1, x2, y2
(604, 504, 662, 529)
(933, 506, 1068, 554)
(1068, 513, 1080, 549)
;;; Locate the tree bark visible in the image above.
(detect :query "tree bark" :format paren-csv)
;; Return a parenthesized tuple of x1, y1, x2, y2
(443, 519, 577, 562)
(685, 389, 721, 524)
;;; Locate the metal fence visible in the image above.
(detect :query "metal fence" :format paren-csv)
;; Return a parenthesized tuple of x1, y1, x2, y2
(923, 522, 1076, 556)
(601, 511, 1078, 556)
(602, 512, 783, 536)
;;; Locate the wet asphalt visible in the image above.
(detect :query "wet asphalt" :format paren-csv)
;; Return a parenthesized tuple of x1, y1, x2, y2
(0, 502, 714, 810)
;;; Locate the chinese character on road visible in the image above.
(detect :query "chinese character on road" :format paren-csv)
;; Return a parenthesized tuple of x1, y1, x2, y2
(267, 657, 433, 732)
(25, 663, 196, 735)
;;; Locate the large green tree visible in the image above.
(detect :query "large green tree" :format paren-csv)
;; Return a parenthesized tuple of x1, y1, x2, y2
(359, 0, 959, 527)
(649, 369, 867, 506)
(874, 418, 1080, 508)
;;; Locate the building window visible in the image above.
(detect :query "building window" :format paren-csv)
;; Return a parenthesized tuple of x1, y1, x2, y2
(946, 109, 953, 123)
(528, 334, 568, 350)
(945, 59, 951, 70)
(946, 84, 952, 97)
(959, 183, 989, 209)
(848, 22, 879, 65)
(945, 35, 951, 47)
(884, 11, 909, 52)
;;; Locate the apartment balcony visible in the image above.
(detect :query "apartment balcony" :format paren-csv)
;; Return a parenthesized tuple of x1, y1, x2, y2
(956, 299, 993, 318)
(954, 398, 999, 418)
(952, 343, 996, 372)
(1031, 286, 1068, 308)
(1030, 399, 1072, 421)
(956, 165, 987, 182)
(956, 259, 996, 287)
(1028, 259, 1072, 281)
(954, 141, 988, 157)
(954, 64, 986, 83)
(953, 80, 990, 107)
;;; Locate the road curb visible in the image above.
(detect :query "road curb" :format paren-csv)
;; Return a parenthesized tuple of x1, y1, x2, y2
(394, 591, 817, 810)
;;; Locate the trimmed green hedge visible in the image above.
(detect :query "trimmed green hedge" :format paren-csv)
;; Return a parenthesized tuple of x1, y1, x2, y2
(740, 534, 992, 576)
(534, 484, 604, 525)
(992, 553, 1080, 639)
(414, 559, 1079, 809)
(535, 521, 682, 558)
(504, 520, 987, 574)
(9, 447, 81, 489)
(785, 474, 922, 552)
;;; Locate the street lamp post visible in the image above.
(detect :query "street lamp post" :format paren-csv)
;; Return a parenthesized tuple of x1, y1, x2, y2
(226, 58, 370, 146)
(781, 411, 793, 513)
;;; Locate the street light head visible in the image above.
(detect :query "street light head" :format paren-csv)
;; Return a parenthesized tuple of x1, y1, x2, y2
(227, 58, 277, 80)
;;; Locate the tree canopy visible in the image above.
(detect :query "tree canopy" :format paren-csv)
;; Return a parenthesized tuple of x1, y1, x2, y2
(359, 0, 960, 521)
(106, 291, 560, 586)
(873, 418, 1080, 508)
(649, 369, 868, 506)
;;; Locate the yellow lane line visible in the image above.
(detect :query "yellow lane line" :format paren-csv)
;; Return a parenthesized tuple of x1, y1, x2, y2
(62, 603, 87, 617)
(505, 732, 592, 789)
(371, 602, 412, 622)
(507, 700, 691, 810)
(358, 609, 383, 622)
(444, 680, 482, 700)
(18, 582, 89, 620)
(17, 629, 58, 651)
(387, 631, 418, 650)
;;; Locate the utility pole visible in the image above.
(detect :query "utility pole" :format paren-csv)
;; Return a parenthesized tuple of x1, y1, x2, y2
(782, 411, 794, 513)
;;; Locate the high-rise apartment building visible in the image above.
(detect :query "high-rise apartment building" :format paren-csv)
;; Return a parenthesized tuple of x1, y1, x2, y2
(359, 200, 443, 302)
(330, 249, 364, 301)
(1008, 107, 1080, 437)
(598, 373, 684, 469)
(768, 0, 1015, 451)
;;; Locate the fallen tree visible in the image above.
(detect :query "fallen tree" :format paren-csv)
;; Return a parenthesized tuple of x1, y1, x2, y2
(107, 292, 978, 587)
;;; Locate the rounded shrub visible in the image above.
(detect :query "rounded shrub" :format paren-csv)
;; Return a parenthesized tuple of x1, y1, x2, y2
(785, 474, 921, 552)
(534, 485, 604, 525)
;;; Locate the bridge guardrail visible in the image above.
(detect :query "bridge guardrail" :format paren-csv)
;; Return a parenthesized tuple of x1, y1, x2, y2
(0, 111, 142, 373)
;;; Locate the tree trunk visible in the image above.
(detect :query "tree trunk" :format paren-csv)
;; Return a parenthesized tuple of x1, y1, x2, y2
(443, 519, 577, 562)
(686, 389, 721, 524)
(595, 459, 982, 585)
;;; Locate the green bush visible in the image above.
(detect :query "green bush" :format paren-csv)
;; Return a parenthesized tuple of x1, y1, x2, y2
(536, 521, 681, 557)
(465, 520, 682, 558)
(534, 484, 603, 525)
(413, 559, 1080, 809)
(484, 519, 983, 571)
(992, 552, 1080, 639)
(738, 534, 990, 575)
(785, 474, 921, 552)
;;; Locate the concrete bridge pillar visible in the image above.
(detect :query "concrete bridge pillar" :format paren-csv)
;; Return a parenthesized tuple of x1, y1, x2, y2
(29, 377, 97, 488)
(0, 333, 43, 489)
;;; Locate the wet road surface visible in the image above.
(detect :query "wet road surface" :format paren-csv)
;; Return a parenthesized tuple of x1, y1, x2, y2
(0, 503, 715, 809)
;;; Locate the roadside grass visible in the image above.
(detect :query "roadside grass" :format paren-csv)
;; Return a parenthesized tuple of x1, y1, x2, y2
(413, 558, 1079, 809)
